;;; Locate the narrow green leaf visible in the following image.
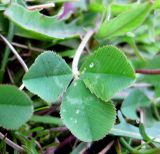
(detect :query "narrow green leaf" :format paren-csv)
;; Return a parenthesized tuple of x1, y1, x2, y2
(4, 3, 81, 40)
(80, 46, 135, 101)
(111, 112, 160, 142)
(0, 85, 33, 129)
(121, 89, 150, 120)
(23, 51, 72, 103)
(30, 115, 63, 126)
(111, 112, 142, 139)
(111, 3, 140, 15)
(96, 2, 152, 39)
(60, 80, 116, 142)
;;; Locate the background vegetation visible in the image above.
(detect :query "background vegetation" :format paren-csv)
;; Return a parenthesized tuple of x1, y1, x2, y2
(0, 0, 160, 153)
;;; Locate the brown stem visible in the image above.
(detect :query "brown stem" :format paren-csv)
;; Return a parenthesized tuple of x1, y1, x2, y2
(136, 69, 160, 75)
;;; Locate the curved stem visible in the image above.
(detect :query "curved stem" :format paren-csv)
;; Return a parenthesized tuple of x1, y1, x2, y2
(0, 132, 24, 152)
(72, 29, 95, 78)
(119, 137, 160, 154)
(128, 37, 145, 62)
(139, 123, 156, 148)
(0, 34, 28, 73)
(119, 137, 136, 153)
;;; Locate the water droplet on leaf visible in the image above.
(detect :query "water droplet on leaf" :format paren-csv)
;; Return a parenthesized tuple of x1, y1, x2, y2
(89, 63, 94, 68)
(73, 82, 77, 87)
(76, 110, 80, 114)
(74, 120, 77, 124)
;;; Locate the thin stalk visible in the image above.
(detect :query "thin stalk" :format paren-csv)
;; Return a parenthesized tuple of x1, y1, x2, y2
(136, 69, 160, 75)
(139, 123, 156, 148)
(98, 141, 114, 154)
(0, 39, 44, 52)
(120, 137, 160, 154)
(115, 139, 122, 154)
(28, 3, 55, 10)
(0, 35, 28, 90)
(72, 29, 95, 78)
(0, 132, 24, 152)
(0, 34, 28, 73)
(136, 136, 160, 150)
(128, 37, 145, 62)
(119, 137, 136, 153)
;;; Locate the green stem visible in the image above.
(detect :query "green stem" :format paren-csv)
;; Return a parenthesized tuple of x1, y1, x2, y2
(139, 123, 156, 148)
(135, 137, 159, 150)
(0, 22, 15, 82)
(119, 137, 136, 153)
(127, 37, 145, 63)
(119, 137, 160, 154)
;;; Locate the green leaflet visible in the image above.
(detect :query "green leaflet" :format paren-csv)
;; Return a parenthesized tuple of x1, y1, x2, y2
(80, 46, 135, 101)
(0, 85, 33, 129)
(96, 2, 152, 39)
(4, 3, 81, 40)
(23, 51, 72, 104)
(121, 89, 150, 120)
(60, 80, 116, 142)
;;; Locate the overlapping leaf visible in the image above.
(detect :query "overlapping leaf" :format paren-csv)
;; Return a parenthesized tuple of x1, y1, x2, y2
(96, 2, 152, 39)
(4, 3, 81, 40)
(23, 51, 72, 103)
(121, 89, 150, 120)
(80, 46, 135, 101)
(60, 80, 116, 142)
(0, 85, 33, 129)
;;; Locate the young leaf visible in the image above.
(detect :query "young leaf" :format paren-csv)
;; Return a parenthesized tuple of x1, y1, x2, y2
(60, 80, 116, 142)
(0, 85, 33, 129)
(23, 51, 72, 103)
(4, 3, 81, 40)
(121, 89, 150, 120)
(80, 46, 135, 101)
(96, 2, 152, 39)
